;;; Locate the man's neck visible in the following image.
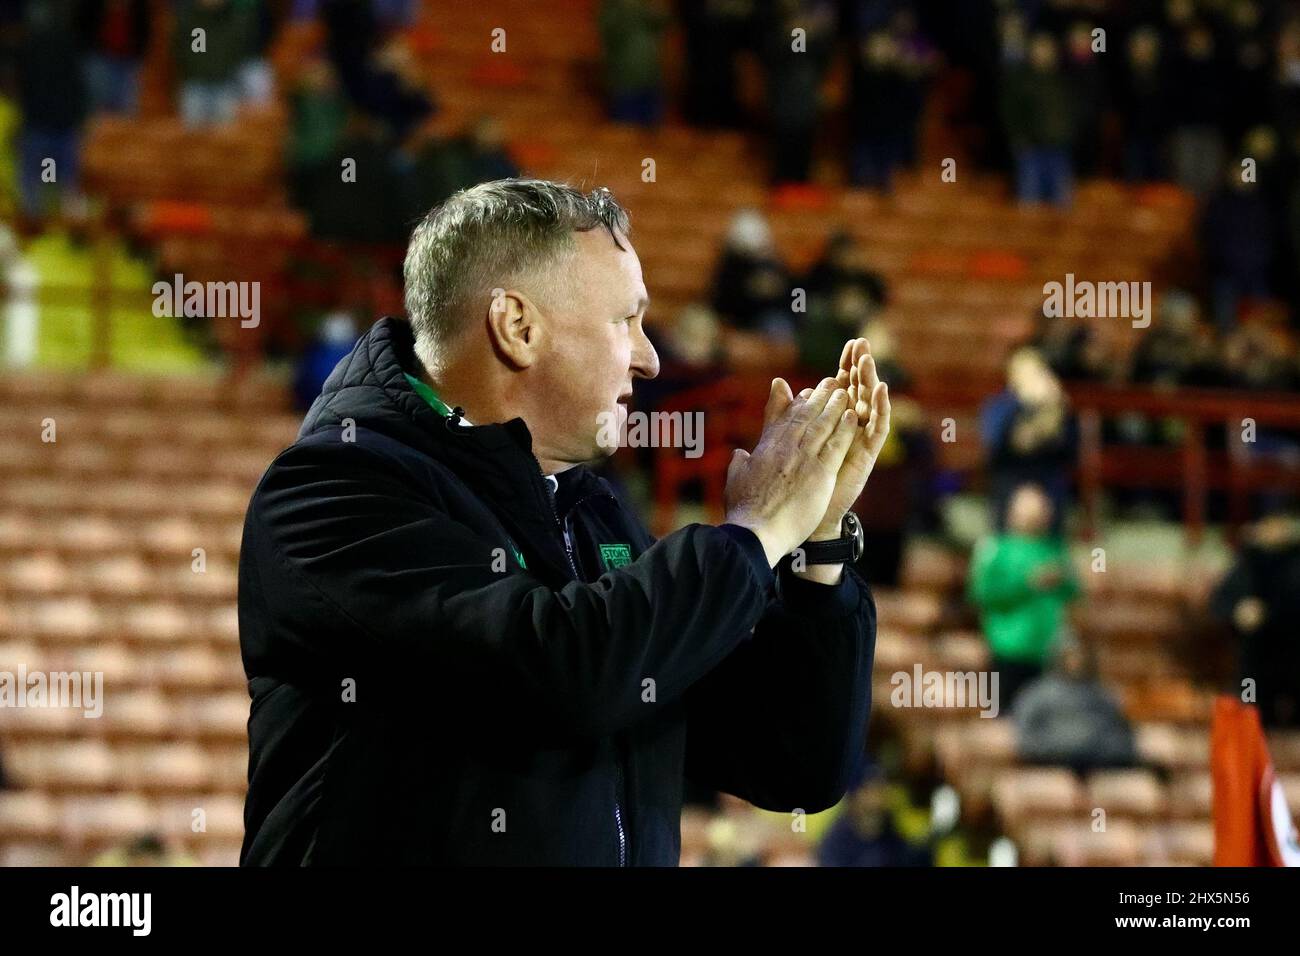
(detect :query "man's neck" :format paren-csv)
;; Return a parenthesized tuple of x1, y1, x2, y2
(415, 360, 580, 479)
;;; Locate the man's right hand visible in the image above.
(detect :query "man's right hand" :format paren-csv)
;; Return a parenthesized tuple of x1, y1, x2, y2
(722, 377, 860, 567)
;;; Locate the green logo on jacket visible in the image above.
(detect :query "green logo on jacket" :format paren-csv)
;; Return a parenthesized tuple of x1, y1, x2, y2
(598, 543, 632, 571)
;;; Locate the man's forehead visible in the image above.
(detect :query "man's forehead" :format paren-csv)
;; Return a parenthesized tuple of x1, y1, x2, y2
(571, 228, 644, 297)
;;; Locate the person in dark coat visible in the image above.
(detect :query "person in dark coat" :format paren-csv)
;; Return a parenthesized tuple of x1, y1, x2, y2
(1210, 508, 1300, 728)
(1014, 635, 1137, 775)
(239, 179, 893, 865)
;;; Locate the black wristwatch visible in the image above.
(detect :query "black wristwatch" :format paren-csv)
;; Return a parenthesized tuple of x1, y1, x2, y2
(797, 511, 864, 565)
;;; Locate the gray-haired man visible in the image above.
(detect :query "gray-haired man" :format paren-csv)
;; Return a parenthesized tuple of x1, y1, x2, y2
(239, 178, 890, 865)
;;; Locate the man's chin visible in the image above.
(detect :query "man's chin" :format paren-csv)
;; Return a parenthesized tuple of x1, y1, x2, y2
(591, 404, 629, 458)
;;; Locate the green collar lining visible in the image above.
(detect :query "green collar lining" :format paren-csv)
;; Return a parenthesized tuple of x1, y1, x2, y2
(403, 372, 454, 418)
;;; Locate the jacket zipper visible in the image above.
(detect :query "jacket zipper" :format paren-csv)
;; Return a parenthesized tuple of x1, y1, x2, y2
(544, 478, 628, 866)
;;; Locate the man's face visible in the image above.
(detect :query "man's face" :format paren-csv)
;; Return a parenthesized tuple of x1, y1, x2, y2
(531, 229, 659, 465)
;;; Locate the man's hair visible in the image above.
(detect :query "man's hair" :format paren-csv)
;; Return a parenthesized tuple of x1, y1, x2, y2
(403, 178, 631, 372)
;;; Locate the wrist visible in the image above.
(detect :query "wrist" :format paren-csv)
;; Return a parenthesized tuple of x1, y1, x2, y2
(808, 510, 846, 543)
(724, 517, 788, 568)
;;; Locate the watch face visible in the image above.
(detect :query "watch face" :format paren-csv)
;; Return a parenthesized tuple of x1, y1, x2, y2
(844, 512, 864, 562)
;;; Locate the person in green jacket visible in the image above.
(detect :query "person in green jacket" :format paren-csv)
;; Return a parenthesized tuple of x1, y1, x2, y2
(967, 482, 1079, 712)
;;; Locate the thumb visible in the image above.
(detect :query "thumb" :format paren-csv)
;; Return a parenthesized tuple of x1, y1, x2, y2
(763, 377, 794, 427)
(727, 447, 750, 483)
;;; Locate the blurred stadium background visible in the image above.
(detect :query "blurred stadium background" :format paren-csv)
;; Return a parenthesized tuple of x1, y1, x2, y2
(1, 0, 1299, 867)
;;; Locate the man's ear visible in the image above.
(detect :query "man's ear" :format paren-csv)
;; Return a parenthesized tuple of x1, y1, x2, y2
(485, 288, 542, 369)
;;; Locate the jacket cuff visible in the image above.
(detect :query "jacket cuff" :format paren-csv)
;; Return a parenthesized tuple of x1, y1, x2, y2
(716, 523, 776, 592)
(777, 561, 864, 619)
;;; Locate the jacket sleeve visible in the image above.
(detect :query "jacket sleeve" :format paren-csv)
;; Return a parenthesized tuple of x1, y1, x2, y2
(239, 440, 774, 742)
(682, 562, 876, 814)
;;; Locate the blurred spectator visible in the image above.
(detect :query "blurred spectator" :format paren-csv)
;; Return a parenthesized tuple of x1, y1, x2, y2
(318, 0, 381, 103)
(649, 304, 724, 381)
(1116, 292, 1224, 474)
(294, 310, 358, 410)
(760, 0, 835, 183)
(1222, 319, 1298, 392)
(1031, 310, 1105, 383)
(235, 0, 277, 107)
(709, 209, 792, 337)
(304, 111, 405, 244)
(173, 0, 259, 127)
(401, 116, 519, 221)
(1013, 634, 1138, 774)
(598, 0, 669, 127)
(287, 57, 348, 211)
(1222, 0, 1270, 144)
(410, 116, 517, 209)
(91, 832, 198, 867)
(1063, 21, 1104, 178)
(848, 30, 909, 190)
(800, 229, 887, 304)
(1121, 26, 1167, 182)
(1128, 290, 1224, 390)
(967, 482, 1080, 711)
(1200, 164, 1274, 332)
(1001, 33, 1074, 207)
(980, 347, 1078, 533)
(1210, 507, 1300, 728)
(931, 787, 1002, 867)
(881, 6, 936, 167)
(1168, 21, 1225, 197)
(797, 282, 873, 373)
(676, 0, 752, 129)
(77, 0, 150, 115)
(847, 12, 933, 191)
(996, 8, 1027, 66)
(816, 764, 931, 867)
(352, 35, 434, 142)
(14, 0, 86, 220)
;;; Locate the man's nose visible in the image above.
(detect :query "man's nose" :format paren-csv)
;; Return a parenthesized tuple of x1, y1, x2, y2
(631, 326, 660, 380)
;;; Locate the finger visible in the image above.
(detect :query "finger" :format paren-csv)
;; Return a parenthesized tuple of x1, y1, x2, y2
(801, 387, 849, 450)
(861, 350, 879, 392)
(797, 387, 813, 400)
(793, 376, 842, 430)
(848, 362, 859, 412)
(865, 381, 891, 455)
(835, 339, 854, 388)
(842, 382, 890, 482)
(851, 337, 869, 368)
(763, 377, 794, 428)
(856, 354, 878, 419)
(817, 403, 859, 467)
